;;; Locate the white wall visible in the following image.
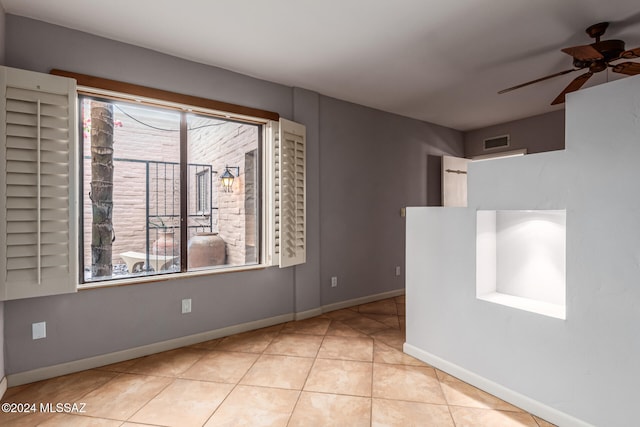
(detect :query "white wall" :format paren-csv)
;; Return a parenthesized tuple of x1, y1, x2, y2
(405, 74, 640, 427)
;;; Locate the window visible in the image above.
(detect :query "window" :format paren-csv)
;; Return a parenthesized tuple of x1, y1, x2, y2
(80, 96, 262, 283)
(1, 67, 306, 297)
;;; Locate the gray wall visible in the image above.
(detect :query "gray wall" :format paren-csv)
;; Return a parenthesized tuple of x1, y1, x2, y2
(3, 15, 464, 376)
(319, 96, 464, 305)
(292, 88, 321, 314)
(464, 110, 564, 158)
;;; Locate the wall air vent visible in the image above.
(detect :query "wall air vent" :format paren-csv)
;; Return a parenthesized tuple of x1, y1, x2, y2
(483, 134, 510, 151)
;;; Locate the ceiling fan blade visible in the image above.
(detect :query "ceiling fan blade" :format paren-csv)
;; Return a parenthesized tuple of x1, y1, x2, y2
(620, 47, 640, 59)
(561, 44, 603, 61)
(498, 68, 578, 94)
(551, 71, 593, 105)
(611, 61, 640, 75)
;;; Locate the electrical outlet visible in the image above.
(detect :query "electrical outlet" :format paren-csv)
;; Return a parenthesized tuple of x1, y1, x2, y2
(32, 321, 46, 340)
(331, 276, 338, 287)
(395, 266, 401, 276)
(181, 298, 192, 314)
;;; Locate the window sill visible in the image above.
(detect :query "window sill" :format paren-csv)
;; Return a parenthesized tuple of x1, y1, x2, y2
(78, 263, 270, 291)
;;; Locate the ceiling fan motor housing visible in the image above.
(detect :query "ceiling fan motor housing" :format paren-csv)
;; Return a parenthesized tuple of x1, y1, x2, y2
(593, 39, 626, 62)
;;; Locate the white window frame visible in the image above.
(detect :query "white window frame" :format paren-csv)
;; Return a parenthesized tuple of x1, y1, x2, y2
(78, 88, 269, 286)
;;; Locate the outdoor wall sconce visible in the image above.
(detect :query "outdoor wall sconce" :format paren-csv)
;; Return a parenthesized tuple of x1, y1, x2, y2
(220, 166, 240, 192)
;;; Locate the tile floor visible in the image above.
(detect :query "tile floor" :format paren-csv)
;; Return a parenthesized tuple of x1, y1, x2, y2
(0, 296, 556, 426)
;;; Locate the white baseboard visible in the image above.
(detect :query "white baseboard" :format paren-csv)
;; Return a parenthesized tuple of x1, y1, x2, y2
(7, 313, 293, 387)
(0, 376, 7, 400)
(7, 289, 405, 387)
(294, 307, 323, 320)
(320, 288, 405, 314)
(294, 288, 404, 320)
(403, 343, 593, 427)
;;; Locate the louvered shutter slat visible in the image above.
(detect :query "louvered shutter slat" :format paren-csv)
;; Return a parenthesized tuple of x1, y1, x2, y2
(1, 66, 77, 301)
(274, 118, 306, 268)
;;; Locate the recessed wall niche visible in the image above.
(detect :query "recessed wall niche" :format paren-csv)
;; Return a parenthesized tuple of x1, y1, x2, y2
(476, 210, 566, 319)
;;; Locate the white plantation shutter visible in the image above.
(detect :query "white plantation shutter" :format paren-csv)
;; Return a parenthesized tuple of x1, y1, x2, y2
(0, 66, 77, 300)
(269, 118, 306, 268)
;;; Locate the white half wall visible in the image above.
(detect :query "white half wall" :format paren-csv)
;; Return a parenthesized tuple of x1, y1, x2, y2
(406, 74, 640, 427)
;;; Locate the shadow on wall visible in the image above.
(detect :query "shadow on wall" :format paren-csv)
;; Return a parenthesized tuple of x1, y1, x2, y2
(427, 155, 442, 206)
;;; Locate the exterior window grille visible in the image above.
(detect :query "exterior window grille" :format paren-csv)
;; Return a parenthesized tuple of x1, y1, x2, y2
(196, 170, 210, 214)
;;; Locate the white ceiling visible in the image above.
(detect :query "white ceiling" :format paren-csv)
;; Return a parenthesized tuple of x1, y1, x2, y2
(2, 0, 640, 131)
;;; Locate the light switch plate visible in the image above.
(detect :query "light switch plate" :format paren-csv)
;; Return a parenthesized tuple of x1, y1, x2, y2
(32, 321, 46, 340)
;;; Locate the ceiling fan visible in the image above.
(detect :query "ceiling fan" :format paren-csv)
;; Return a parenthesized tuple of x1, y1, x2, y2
(499, 22, 640, 105)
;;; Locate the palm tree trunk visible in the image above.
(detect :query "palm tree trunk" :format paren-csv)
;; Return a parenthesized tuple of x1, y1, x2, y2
(90, 101, 114, 277)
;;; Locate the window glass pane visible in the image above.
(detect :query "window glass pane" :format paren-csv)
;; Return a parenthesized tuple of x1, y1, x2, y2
(81, 97, 181, 282)
(187, 114, 260, 270)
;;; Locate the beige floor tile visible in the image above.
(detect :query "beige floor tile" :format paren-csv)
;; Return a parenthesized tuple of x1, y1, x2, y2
(398, 316, 406, 331)
(436, 371, 523, 412)
(254, 323, 286, 334)
(373, 341, 427, 366)
(358, 299, 398, 315)
(372, 398, 454, 427)
(129, 379, 233, 427)
(240, 354, 314, 389)
(180, 351, 258, 383)
(126, 347, 205, 377)
(264, 334, 323, 357)
(0, 412, 55, 426)
(371, 328, 405, 350)
(188, 338, 223, 351)
(325, 320, 369, 337)
(121, 423, 164, 427)
(363, 313, 401, 329)
(2, 370, 117, 405)
(304, 358, 372, 397)
(0, 369, 118, 424)
(288, 391, 371, 427)
(449, 406, 539, 427)
(280, 317, 331, 335)
(317, 335, 373, 362)
(203, 385, 299, 427)
(38, 413, 123, 426)
(323, 308, 362, 321)
(340, 315, 390, 335)
(215, 329, 279, 353)
(95, 358, 141, 373)
(533, 415, 558, 427)
(80, 373, 172, 420)
(373, 363, 446, 404)
(2, 384, 32, 399)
